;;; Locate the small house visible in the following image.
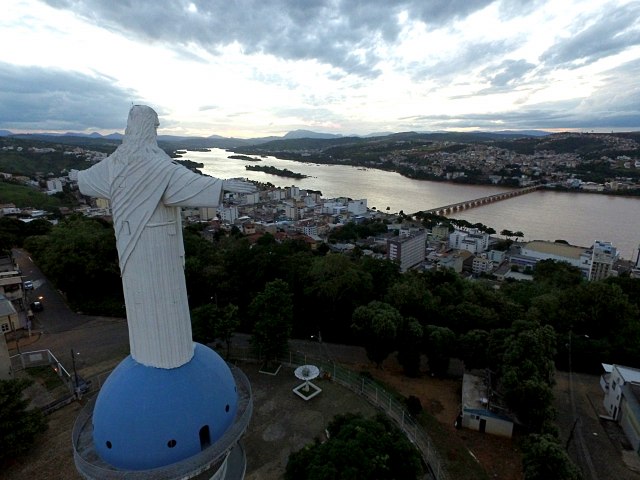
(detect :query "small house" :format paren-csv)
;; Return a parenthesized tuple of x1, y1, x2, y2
(459, 372, 514, 438)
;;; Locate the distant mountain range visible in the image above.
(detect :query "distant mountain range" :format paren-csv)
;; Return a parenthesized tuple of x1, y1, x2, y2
(0, 128, 552, 150)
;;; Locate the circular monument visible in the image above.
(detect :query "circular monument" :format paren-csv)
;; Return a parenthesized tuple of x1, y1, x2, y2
(92, 343, 238, 470)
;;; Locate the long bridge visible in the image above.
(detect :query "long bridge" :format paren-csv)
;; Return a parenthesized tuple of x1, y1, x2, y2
(421, 185, 541, 216)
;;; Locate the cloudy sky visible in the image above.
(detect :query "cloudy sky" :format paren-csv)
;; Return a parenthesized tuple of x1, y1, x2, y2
(2, 0, 640, 137)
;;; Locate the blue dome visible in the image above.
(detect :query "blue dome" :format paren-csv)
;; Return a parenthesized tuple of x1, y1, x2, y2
(92, 343, 238, 470)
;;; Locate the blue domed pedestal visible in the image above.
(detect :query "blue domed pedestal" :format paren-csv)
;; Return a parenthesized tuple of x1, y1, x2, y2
(92, 343, 238, 471)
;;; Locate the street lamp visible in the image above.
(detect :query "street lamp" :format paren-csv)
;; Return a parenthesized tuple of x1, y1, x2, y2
(71, 348, 80, 398)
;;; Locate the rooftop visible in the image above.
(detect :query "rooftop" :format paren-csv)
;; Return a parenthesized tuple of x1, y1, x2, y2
(523, 240, 588, 260)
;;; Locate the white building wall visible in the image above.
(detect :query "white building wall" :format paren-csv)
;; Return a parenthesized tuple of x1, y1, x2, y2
(620, 399, 640, 451)
(243, 192, 260, 205)
(388, 231, 426, 272)
(302, 225, 318, 236)
(347, 199, 367, 215)
(449, 230, 467, 250)
(488, 250, 506, 263)
(520, 246, 583, 269)
(220, 206, 238, 224)
(269, 189, 286, 201)
(284, 203, 299, 220)
(46, 178, 63, 193)
(287, 186, 300, 199)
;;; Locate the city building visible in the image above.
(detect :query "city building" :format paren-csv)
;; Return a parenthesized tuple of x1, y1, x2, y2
(601, 363, 640, 451)
(387, 229, 426, 273)
(347, 199, 367, 215)
(520, 240, 591, 276)
(220, 205, 239, 224)
(472, 255, 493, 275)
(588, 240, 619, 281)
(448, 228, 490, 254)
(430, 224, 450, 241)
(0, 294, 18, 334)
(46, 178, 63, 193)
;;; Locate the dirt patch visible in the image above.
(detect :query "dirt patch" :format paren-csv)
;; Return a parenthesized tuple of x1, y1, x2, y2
(360, 356, 524, 480)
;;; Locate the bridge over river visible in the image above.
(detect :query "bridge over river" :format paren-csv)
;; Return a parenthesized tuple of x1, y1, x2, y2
(419, 185, 541, 216)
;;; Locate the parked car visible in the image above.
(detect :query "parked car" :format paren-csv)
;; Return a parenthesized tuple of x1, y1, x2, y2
(23, 280, 33, 290)
(30, 300, 43, 312)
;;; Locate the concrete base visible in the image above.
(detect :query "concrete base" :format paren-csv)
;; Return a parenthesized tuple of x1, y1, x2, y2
(293, 381, 322, 401)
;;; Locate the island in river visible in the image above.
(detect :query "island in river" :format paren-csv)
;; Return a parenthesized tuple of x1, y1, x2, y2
(245, 164, 309, 179)
(229, 154, 262, 161)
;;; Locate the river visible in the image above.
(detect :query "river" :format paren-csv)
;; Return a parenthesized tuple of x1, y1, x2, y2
(187, 148, 640, 260)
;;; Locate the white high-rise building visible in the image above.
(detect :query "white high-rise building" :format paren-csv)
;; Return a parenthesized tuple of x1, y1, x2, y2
(588, 240, 618, 281)
(388, 230, 427, 272)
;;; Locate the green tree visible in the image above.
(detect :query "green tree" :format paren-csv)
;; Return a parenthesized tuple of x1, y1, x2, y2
(522, 434, 581, 480)
(384, 270, 433, 320)
(305, 254, 373, 341)
(501, 324, 557, 432)
(250, 279, 293, 365)
(285, 413, 423, 480)
(425, 325, 456, 376)
(0, 217, 25, 252)
(190, 303, 240, 357)
(24, 215, 123, 315)
(0, 378, 48, 464)
(532, 259, 583, 290)
(458, 329, 490, 370)
(191, 303, 219, 344)
(351, 301, 402, 367)
(396, 317, 423, 377)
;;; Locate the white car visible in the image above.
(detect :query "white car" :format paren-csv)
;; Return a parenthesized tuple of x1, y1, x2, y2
(23, 280, 34, 290)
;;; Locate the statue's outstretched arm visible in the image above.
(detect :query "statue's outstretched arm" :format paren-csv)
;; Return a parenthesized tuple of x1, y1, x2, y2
(222, 178, 257, 194)
(78, 161, 110, 199)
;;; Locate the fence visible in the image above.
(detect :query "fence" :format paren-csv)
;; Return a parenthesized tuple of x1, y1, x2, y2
(10, 349, 73, 390)
(9, 349, 79, 413)
(229, 345, 448, 480)
(11, 345, 448, 479)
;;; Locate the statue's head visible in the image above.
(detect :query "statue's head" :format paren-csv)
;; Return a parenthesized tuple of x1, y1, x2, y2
(122, 105, 159, 146)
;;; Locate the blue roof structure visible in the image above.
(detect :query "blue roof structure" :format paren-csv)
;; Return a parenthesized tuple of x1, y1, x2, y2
(92, 343, 238, 470)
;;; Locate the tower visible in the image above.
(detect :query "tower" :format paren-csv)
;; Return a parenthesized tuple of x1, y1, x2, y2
(72, 106, 254, 479)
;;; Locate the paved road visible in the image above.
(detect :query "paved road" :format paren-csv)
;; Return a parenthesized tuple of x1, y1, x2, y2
(555, 370, 640, 480)
(10, 249, 130, 378)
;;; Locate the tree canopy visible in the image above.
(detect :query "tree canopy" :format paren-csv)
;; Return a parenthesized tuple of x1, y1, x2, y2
(0, 378, 48, 464)
(250, 279, 294, 364)
(285, 413, 423, 480)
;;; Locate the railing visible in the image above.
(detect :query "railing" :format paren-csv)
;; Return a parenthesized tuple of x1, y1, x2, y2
(10, 349, 73, 390)
(230, 346, 448, 480)
(15, 345, 447, 479)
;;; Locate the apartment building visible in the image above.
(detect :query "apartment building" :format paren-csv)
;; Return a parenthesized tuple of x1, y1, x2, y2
(387, 229, 427, 272)
(588, 240, 618, 281)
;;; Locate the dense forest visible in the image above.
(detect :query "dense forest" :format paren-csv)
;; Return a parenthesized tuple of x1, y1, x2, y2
(5, 215, 639, 477)
(8, 215, 638, 375)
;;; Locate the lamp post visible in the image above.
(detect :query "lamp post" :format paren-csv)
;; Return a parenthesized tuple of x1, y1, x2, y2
(71, 348, 80, 398)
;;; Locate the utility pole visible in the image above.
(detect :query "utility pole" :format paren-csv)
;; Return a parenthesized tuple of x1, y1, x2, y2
(71, 348, 79, 398)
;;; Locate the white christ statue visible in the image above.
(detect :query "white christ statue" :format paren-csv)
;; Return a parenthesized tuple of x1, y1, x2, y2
(78, 105, 255, 369)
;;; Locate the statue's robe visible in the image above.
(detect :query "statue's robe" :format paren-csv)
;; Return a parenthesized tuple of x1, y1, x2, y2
(79, 156, 223, 368)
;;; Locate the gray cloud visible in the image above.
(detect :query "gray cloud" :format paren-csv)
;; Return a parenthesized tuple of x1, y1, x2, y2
(541, 2, 640, 69)
(40, 0, 500, 78)
(409, 40, 513, 83)
(0, 62, 138, 131)
(403, 56, 640, 131)
(484, 59, 536, 88)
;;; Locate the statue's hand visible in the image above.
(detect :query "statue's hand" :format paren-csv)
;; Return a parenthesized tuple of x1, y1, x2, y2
(223, 179, 258, 194)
